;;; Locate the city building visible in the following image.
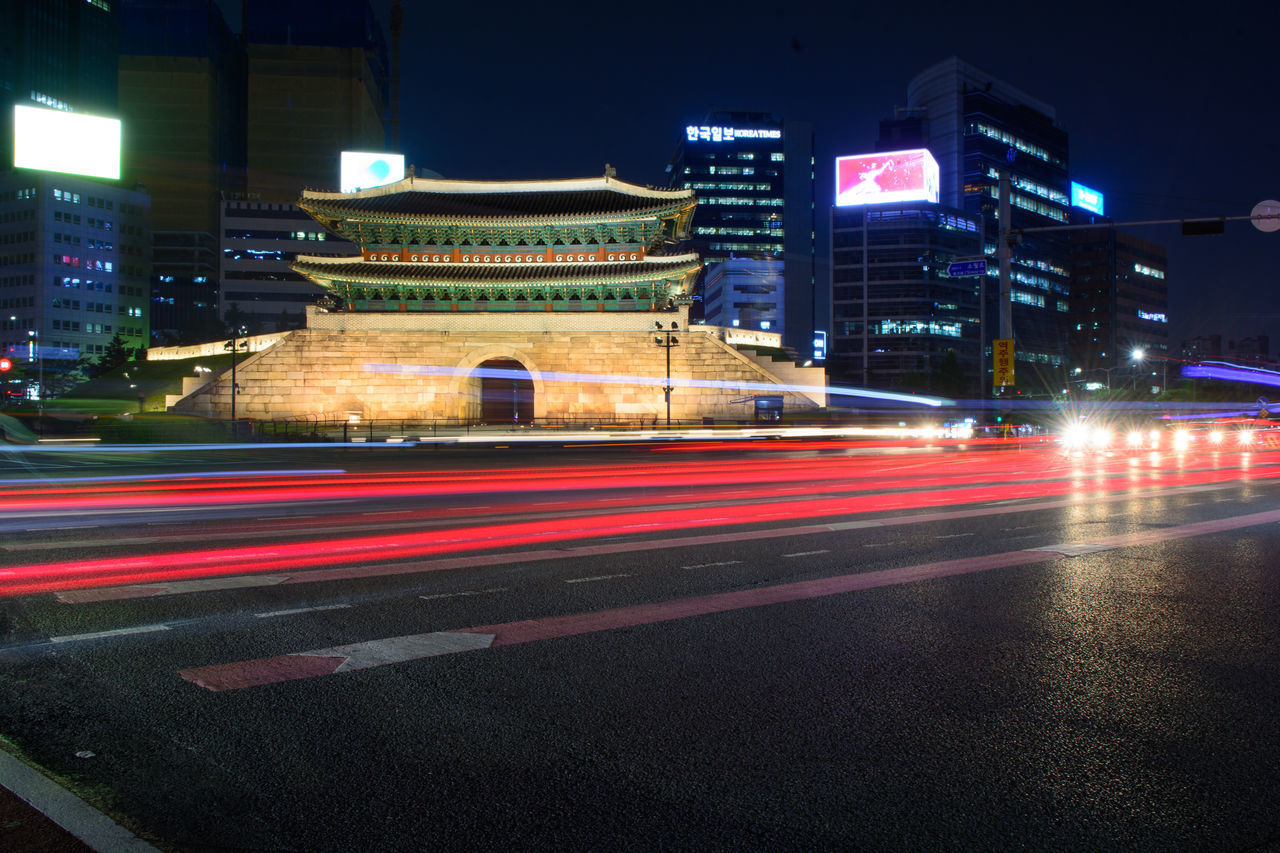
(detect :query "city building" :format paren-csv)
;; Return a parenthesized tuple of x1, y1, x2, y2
(1, 172, 151, 391)
(666, 111, 815, 357)
(702, 258, 784, 334)
(244, 0, 390, 203)
(115, 0, 391, 343)
(0, 0, 119, 135)
(1068, 227, 1170, 390)
(830, 201, 983, 394)
(166, 173, 825, 423)
(1, 0, 152, 397)
(118, 0, 247, 344)
(219, 199, 357, 331)
(897, 57, 1073, 393)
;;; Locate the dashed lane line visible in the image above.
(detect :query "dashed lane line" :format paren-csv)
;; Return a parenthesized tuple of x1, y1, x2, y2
(50, 624, 169, 644)
(254, 603, 352, 619)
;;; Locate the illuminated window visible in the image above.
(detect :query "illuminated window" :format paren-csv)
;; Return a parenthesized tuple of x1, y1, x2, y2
(770, 153, 784, 162)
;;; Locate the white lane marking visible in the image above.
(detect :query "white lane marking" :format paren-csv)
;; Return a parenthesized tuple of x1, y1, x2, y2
(1030, 542, 1117, 556)
(934, 533, 975, 540)
(565, 573, 632, 584)
(419, 587, 508, 601)
(1001, 525, 1036, 531)
(681, 561, 743, 569)
(303, 632, 497, 671)
(862, 542, 890, 548)
(782, 550, 829, 558)
(827, 520, 884, 530)
(361, 510, 409, 516)
(254, 603, 352, 619)
(50, 624, 169, 643)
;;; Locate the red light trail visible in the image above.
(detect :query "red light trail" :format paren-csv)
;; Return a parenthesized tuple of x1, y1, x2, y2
(3, 444, 1277, 598)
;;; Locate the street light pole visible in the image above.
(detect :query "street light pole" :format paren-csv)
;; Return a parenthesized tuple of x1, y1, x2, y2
(223, 326, 248, 434)
(653, 321, 679, 427)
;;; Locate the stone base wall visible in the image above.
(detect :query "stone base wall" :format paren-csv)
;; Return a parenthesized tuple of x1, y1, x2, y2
(171, 308, 826, 422)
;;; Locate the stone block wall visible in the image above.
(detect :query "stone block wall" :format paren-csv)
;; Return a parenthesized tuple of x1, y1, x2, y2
(171, 308, 826, 422)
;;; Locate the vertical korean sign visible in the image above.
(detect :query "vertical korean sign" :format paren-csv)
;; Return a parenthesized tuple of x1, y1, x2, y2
(993, 338, 1015, 389)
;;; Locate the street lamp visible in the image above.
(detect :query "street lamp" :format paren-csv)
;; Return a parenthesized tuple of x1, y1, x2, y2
(1131, 348, 1145, 390)
(653, 321, 679, 427)
(223, 326, 248, 431)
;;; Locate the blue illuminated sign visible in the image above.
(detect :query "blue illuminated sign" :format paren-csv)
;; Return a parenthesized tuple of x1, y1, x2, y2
(1071, 181, 1104, 215)
(812, 330, 827, 360)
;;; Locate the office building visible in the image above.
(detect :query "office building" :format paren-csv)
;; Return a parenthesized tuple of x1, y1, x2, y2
(116, 0, 390, 341)
(118, 0, 247, 345)
(0, 0, 119, 134)
(0, 0, 151, 396)
(245, 0, 391, 202)
(1068, 227, 1170, 390)
(899, 58, 1073, 392)
(220, 200, 357, 331)
(667, 111, 815, 356)
(702, 258, 784, 333)
(1, 172, 151, 391)
(831, 201, 983, 393)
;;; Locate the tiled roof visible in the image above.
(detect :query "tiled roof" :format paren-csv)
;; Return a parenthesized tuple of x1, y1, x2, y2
(299, 176, 694, 222)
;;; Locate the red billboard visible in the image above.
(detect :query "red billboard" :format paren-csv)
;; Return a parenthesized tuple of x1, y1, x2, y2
(835, 149, 939, 207)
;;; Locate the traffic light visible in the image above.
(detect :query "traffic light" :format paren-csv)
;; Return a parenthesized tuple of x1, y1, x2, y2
(0, 357, 11, 372)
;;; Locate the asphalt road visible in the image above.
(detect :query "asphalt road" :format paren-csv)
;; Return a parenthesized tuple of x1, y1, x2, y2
(2, 438, 1279, 851)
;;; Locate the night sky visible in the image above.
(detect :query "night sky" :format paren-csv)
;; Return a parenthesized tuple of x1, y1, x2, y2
(252, 1, 1280, 349)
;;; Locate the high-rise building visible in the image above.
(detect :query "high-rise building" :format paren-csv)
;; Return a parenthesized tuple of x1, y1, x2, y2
(830, 201, 983, 393)
(1, 0, 152, 395)
(245, 0, 390, 202)
(1068, 227, 1170, 391)
(0, 0, 119, 131)
(667, 111, 815, 357)
(115, 0, 391, 342)
(0, 172, 151, 390)
(118, 0, 247, 345)
(900, 58, 1072, 393)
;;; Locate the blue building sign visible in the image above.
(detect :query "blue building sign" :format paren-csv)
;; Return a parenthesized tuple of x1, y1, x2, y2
(1071, 181, 1105, 215)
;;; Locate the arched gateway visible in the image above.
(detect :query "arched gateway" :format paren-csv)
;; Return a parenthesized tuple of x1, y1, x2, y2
(477, 359, 533, 425)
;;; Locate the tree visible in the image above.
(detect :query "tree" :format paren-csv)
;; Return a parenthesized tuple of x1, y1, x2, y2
(933, 350, 968, 398)
(93, 332, 133, 377)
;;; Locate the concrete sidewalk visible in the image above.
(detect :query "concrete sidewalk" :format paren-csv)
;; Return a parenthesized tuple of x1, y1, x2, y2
(0, 748, 157, 852)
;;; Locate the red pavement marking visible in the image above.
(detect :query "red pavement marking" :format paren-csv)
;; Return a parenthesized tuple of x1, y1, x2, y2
(179, 653, 345, 691)
(177, 506, 1280, 692)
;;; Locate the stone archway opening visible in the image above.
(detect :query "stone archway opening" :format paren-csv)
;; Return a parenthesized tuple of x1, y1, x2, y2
(478, 358, 534, 425)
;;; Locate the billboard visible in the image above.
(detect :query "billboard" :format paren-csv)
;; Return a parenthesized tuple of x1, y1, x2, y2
(13, 105, 121, 180)
(1070, 181, 1104, 215)
(340, 151, 405, 193)
(993, 338, 1015, 389)
(835, 149, 938, 207)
